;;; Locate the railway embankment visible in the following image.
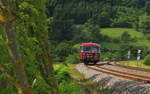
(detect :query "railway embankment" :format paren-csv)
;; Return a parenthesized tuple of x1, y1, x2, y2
(76, 63, 150, 94)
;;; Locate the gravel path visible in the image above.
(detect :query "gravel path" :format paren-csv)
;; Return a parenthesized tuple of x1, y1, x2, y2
(76, 63, 150, 94)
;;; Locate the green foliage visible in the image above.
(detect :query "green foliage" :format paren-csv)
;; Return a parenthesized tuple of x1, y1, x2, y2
(91, 11, 112, 27)
(101, 28, 144, 39)
(59, 81, 85, 94)
(54, 42, 73, 61)
(139, 14, 150, 34)
(54, 64, 85, 94)
(0, 0, 56, 93)
(144, 55, 150, 65)
(65, 53, 80, 64)
(111, 7, 140, 28)
(72, 23, 102, 43)
(101, 52, 121, 61)
(0, 84, 17, 94)
(32, 74, 50, 94)
(1, 0, 150, 93)
(121, 32, 131, 42)
(144, 1, 150, 14)
(111, 17, 131, 28)
(55, 65, 71, 83)
(72, 44, 81, 53)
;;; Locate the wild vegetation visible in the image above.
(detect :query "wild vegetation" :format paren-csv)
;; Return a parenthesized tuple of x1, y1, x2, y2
(0, 0, 150, 94)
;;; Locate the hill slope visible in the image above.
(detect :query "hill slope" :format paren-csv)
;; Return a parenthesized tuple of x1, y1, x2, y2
(101, 28, 150, 49)
(101, 28, 144, 39)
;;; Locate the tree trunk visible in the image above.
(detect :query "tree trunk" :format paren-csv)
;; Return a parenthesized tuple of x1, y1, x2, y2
(4, 23, 31, 94)
(1, 0, 31, 93)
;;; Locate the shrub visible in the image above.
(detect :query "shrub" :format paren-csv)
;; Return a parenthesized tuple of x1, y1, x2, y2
(55, 64, 85, 94)
(144, 55, 150, 65)
(139, 14, 150, 34)
(65, 53, 80, 64)
(121, 32, 131, 42)
(54, 42, 72, 61)
(146, 35, 150, 40)
(101, 52, 121, 61)
(111, 18, 132, 28)
(55, 65, 71, 83)
(59, 81, 85, 94)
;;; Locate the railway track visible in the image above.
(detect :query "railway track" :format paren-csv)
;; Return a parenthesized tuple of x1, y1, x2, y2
(86, 62, 150, 83)
(109, 62, 150, 72)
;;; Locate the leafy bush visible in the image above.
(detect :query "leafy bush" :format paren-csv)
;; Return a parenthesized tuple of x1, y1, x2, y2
(54, 42, 72, 62)
(101, 52, 121, 61)
(54, 64, 85, 94)
(146, 35, 150, 40)
(121, 32, 131, 42)
(32, 75, 50, 94)
(111, 17, 132, 28)
(144, 55, 150, 65)
(139, 14, 150, 34)
(72, 23, 102, 43)
(65, 53, 80, 64)
(55, 65, 71, 83)
(59, 81, 85, 94)
(72, 44, 80, 53)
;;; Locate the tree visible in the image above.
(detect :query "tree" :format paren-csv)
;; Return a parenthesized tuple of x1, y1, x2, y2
(0, 0, 59, 94)
(0, 0, 31, 93)
(139, 14, 150, 34)
(144, 1, 150, 14)
(121, 32, 131, 42)
(54, 42, 72, 62)
(92, 11, 112, 27)
(17, 1, 59, 94)
(144, 55, 150, 65)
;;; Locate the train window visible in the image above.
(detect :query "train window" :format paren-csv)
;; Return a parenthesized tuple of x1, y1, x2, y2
(91, 46, 99, 53)
(81, 46, 100, 53)
(80, 46, 83, 52)
(83, 46, 91, 52)
(99, 47, 101, 53)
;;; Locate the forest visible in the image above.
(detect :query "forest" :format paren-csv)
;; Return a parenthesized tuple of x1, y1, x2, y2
(0, 0, 150, 94)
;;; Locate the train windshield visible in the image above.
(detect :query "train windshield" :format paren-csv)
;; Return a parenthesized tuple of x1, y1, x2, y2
(81, 46, 100, 53)
(82, 46, 91, 52)
(91, 46, 100, 53)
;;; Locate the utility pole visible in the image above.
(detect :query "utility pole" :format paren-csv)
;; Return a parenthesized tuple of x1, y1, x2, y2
(127, 50, 131, 60)
(137, 49, 141, 67)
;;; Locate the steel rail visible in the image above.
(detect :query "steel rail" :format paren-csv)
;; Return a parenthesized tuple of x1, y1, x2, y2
(110, 62, 150, 72)
(87, 65, 150, 83)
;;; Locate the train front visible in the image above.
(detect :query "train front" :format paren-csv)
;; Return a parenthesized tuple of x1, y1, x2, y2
(80, 43, 101, 65)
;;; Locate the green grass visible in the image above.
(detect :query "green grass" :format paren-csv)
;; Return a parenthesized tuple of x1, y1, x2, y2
(101, 42, 122, 49)
(101, 28, 150, 49)
(121, 61, 150, 69)
(101, 28, 144, 39)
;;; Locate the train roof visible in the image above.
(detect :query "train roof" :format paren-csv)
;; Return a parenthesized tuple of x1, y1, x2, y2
(81, 43, 101, 47)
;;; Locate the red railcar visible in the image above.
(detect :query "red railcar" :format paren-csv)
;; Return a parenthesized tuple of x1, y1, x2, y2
(80, 43, 101, 65)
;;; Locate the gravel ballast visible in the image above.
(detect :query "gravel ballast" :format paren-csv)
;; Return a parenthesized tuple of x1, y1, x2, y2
(76, 63, 150, 94)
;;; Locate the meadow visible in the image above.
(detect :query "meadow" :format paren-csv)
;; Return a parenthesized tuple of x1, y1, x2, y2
(101, 28, 150, 50)
(101, 28, 144, 39)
